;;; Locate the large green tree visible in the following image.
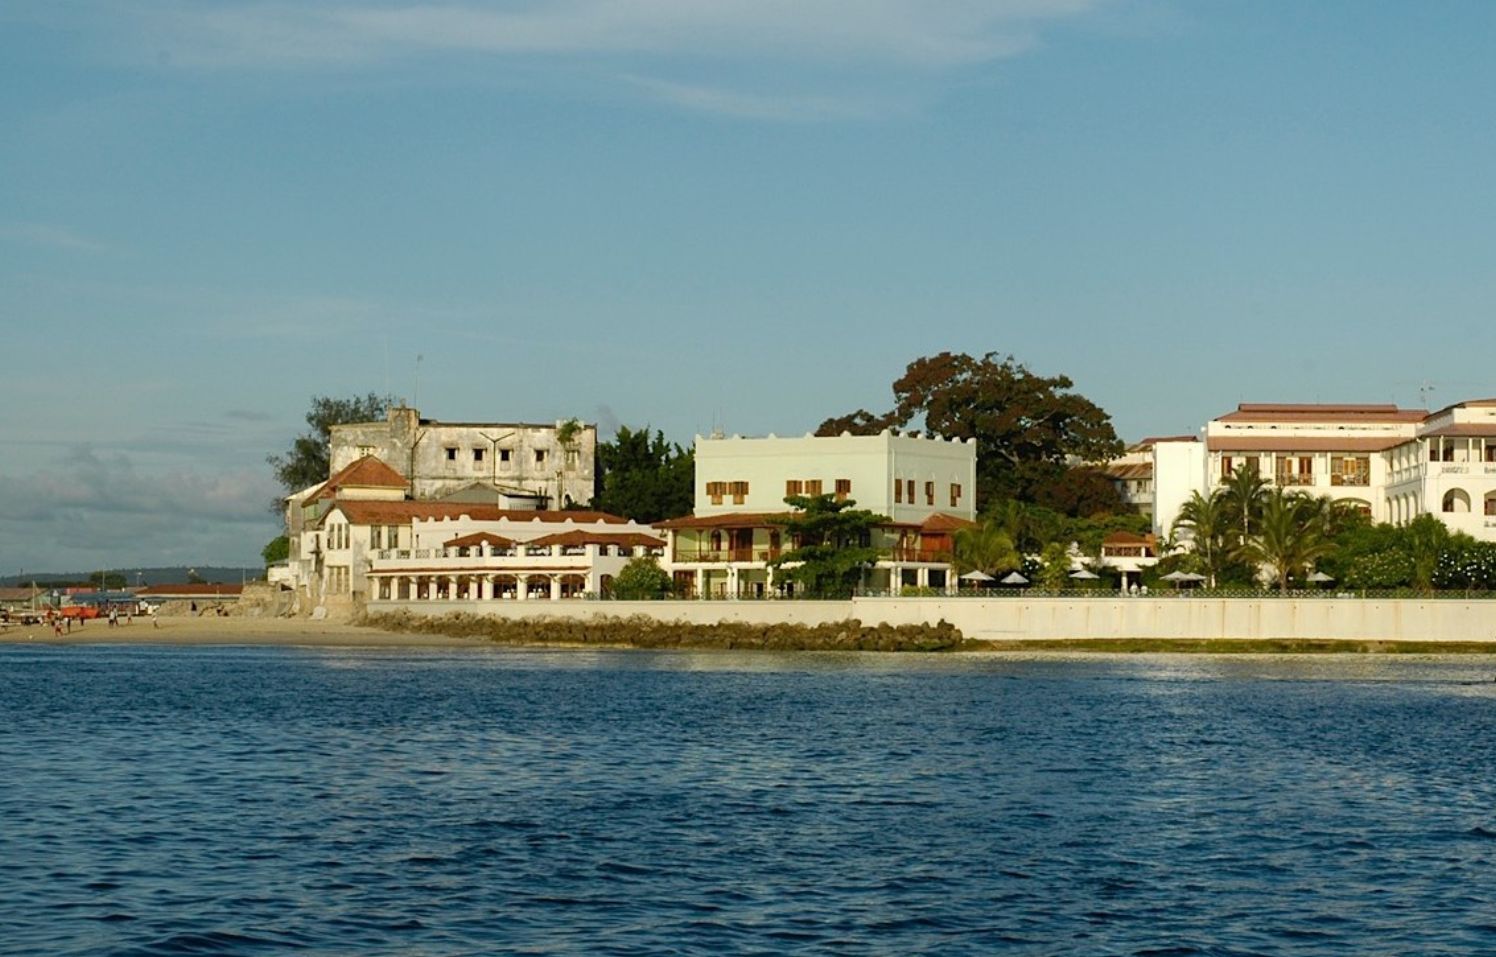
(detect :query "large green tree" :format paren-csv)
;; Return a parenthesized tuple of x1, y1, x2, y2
(817, 352, 1123, 505)
(770, 495, 887, 598)
(592, 426, 694, 523)
(268, 393, 391, 499)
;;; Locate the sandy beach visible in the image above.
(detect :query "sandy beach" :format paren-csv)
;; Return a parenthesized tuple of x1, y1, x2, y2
(0, 615, 485, 648)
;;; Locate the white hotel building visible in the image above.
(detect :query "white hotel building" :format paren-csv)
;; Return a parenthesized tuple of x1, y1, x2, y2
(1145, 400, 1496, 542)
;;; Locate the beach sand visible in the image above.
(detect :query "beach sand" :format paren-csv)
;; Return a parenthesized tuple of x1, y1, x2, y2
(0, 615, 483, 648)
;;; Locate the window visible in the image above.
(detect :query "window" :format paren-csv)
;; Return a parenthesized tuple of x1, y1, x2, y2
(950, 483, 962, 508)
(786, 479, 803, 497)
(925, 481, 935, 506)
(835, 479, 851, 501)
(370, 526, 382, 549)
(499, 448, 512, 471)
(729, 481, 749, 505)
(906, 479, 915, 503)
(804, 479, 823, 496)
(386, 525, 400, 549)
(535, 450, 547, 466)
(445, 447, 457, 461)
(1244, 456, 1260, 474)
(565, 449, 579, 471)
(357, 444, 375, 458)
(706, 481, 726, 505)
(1330, 456, 1370, 487)
(473, 448, 484, 463)
(894, 478, 903, 503)
(1220, 456, 1234, 479)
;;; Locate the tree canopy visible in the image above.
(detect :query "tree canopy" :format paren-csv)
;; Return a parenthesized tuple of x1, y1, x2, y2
(268, 393, 391, 500)
(609, 555, 674, 600)
(591, 426, 694, 523)
(817, 351, 1123, 506)
(770, 495, 887, 598)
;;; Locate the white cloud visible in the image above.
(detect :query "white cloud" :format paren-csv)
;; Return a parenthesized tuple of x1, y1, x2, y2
(0, 447, 282, 571)
(0, 222, 110, 253)
(128, 0, 1103, 69)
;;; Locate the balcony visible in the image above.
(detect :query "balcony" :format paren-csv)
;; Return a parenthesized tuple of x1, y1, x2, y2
(672, 547, 782, 564)
(889, 547, 948, 564)
(1330, 474, 1369, 487)
(1274, 473, 1314, 487)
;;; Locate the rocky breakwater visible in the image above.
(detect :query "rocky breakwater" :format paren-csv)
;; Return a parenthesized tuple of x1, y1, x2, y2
(362, 611, 972, 651)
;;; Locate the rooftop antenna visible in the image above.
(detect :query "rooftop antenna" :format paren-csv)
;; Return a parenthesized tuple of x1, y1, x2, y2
(383, 334, 390, 399)
(1419, 380, 1435, 410)
(413, 354, 423, 410)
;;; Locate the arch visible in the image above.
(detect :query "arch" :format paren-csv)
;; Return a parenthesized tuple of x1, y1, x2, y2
(493, 574, 519, 599)
(599, 574, 615, 598)
(560, 574, 587, 599)
(1443, 489, 1471, 513)
(1340, 498, 1372, 518)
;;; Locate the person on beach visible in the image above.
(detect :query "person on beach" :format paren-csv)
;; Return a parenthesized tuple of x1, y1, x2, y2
(51, 615, 62, 638)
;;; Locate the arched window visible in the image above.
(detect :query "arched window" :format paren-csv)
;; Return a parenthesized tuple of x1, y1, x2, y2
(1443, 489, 1471, 513)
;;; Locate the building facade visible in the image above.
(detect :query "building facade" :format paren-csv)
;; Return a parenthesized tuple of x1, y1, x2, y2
(659, 430, 978, 597)
(1143, 400, 1496, 544)
(329, 405, 597, 509)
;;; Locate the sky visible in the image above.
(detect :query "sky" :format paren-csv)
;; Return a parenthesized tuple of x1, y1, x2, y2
(3, 0, 1496, 574)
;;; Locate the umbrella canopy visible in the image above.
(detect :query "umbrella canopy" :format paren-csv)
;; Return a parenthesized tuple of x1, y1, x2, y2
(960, 570, 996, 582)
(1181, 573, 1208, 582)
(1159, 570, 1192, 582)
(1069, 569, 1100, 580)
(999, 571, 1030, 585)
(1306, 571, 1335, 583)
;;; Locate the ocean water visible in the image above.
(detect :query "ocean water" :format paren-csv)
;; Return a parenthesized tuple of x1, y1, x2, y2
(3, 646, 1496, 956)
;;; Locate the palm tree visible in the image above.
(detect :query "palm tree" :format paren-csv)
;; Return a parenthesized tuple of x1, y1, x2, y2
(952, 521, 1021, 576)
(1171, 489, 1232, 587)
(1240, 489, 1335, 593)
(1221, 465, 1268, 544)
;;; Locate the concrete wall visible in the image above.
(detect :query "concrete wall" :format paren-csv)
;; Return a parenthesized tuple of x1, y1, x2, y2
(367, 596, 1496, 643)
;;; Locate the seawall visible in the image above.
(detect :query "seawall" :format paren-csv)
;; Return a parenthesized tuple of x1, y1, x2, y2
(364, 597, 1496, 643)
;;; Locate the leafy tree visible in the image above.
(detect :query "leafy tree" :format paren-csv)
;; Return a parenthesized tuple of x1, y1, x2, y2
(609, 556, 674, 600)
(817, 352, 1123, 505)
(1240, 489, 1336, 593)
(88, 571, 126, 590)
(592, 426, 694, 523)
(268, 393, 391, 502)
(1434, 538, 1496, 593)
(262, 535, 290, 567)
(1037, 542, 1072, 590)
(952, 521, 1021, 576)
(1033, 467, 1127, 518)
(770, 495, 887, 598)
(1171, 489, 1233, 588)
(1405, 514, 1452, 594)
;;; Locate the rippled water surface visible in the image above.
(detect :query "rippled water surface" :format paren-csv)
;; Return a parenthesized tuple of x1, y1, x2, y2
(5, 646, 1496, 955)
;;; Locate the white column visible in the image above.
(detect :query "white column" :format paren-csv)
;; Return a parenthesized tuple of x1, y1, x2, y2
(549, 576, 561, 600)
(695, 568, 705, 599)
(516, 575, 528, 601)
(480, 576, 492, 601)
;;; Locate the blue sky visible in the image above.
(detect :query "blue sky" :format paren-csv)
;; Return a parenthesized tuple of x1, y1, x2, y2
(3, 1, 1495, 573)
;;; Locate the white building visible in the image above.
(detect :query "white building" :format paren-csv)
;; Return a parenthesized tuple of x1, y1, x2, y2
(329, 405, 597, 509)
(659, 430, 978, 597)
(1146, 400, 1496, 543)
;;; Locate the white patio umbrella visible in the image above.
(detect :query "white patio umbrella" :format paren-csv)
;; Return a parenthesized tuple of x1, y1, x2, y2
(1306, 571, 1335, 583)
(999, 571, 1030, 586)
(960, 570, 996, 583)
(1069, 569, 1100, 580)
(1159, 570, 1191, 582)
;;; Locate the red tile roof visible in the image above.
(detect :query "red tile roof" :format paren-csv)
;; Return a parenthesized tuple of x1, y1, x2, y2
(1217, 403, 1425, 423)
(317, 456, 408, 499)
(920, 513, 978, 532)
(1421, 423, 1496, 438)
(527, 530, 666, 548)
(443, 532, 517, 547)
(327, 502, 628, 526)
(654, 512, 794, 529)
